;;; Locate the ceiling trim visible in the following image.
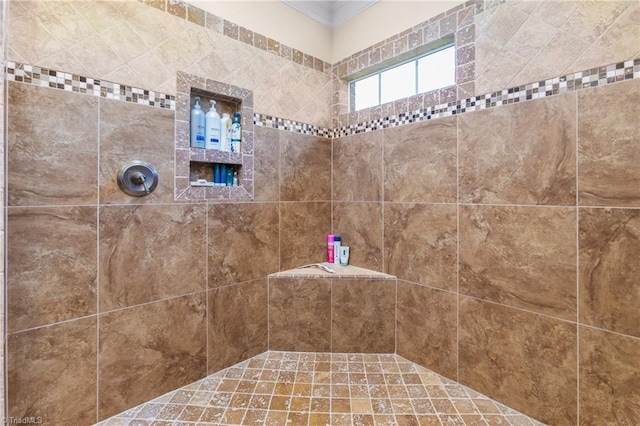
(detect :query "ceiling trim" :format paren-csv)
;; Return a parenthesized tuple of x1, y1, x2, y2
(282, 1, 379, 28)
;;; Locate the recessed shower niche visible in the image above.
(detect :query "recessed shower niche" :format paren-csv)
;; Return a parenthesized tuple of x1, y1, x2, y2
(174, 70, 254, 200)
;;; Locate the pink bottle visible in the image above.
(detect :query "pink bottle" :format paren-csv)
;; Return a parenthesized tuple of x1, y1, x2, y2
(327, 235, 335, 263)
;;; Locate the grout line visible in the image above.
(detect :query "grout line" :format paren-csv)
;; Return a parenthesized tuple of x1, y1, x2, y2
(455, 114, 460, 383)
(95, 96, 101, 424)
(205, 201, 210, 376)
(575, 89, 581, 426)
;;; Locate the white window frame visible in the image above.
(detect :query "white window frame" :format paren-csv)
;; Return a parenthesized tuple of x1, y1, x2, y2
(350, 43, 456, 112)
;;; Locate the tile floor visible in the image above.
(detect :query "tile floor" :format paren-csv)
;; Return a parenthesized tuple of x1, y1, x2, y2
(96, 351, 545, 426)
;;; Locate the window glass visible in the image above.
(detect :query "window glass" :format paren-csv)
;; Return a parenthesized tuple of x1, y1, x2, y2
(418, 46, 456, 93)
(353, 74, 379, 111)
(380, 61, 415, 104)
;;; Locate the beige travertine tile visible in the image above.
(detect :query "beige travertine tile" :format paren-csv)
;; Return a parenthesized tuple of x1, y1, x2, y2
(384, 203, 457, 291)
(99, 294, 206, 420)
(8, 317, 97, 425)
(332, 202, 383, 271)
(478, 4, 529, 47)
(268, 278, 331, 352)
(279, 202, 331, 270)
(459, 296, 577, 425)
(459, 93, 576, 205)
(332, 131, 383, 202)
(578, 79, 640, 207)
(7, 14, 66, 66)
(579, 326, 640, 425)
(384, 117, 457, 203)
(99, 97, 175, 204)
(397, 282, 457, 380)
(99, 204, 206, 311)
(460, 205, 577, 321)
(280, 133, 331, 201)
(331, 278, 396, 353)
(208, 280, 268, 373)
(208, 202, 279, 288)
(8, 207, 97, 332)
(579, 208, 640, 338)
(561, 0, 633, 44)
(531, 30, 590, 77)
(8, 83, 99, 206)
(504, 16, 556, 61)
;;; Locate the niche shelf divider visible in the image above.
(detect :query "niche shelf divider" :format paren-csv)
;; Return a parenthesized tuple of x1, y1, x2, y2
(174, 70, 254, 200)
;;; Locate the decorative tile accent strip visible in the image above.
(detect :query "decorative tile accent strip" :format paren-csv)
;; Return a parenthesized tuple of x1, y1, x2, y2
(5, 62, 176, 110)
(333, 58, 640, 138)
(138, 0, 332, 75)
(253, 113, 333, 139)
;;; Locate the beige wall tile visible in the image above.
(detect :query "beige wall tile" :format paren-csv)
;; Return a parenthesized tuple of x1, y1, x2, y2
(459, 93, 576, 205)
(99, 204, 207, 311)
(384, 203, 457, 291)
(208, 280, 268, 373)
(333, 132, 383, 202)
(8, 207, 97, 332)
(99, 294, 206, 420)
(384, 117, 457, 203)
(459, 296, 577, 425)
(8, 83, 99, 206)
(208, 203, 279, 288)
(578, 79, 640, 207)
(579, 208, 640, 338)
(460, 205, 577, 321)
(332, 202, 383, 271)
(268, 277, 331, 352)
(332, 278, 395, 353)
(397, 282, 457, 380)
(8, 317, 97, 425)
(579, 326, 640, 425)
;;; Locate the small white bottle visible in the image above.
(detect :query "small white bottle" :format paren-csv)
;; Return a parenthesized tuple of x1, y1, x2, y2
(230, 112, 241, 153)
(220, 113, 232, 152)
(190, 97, 205, 149)
(205, 100, 221, 150)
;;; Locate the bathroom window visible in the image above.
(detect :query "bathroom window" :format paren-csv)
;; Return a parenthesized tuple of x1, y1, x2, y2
(350, 44, 455, 111)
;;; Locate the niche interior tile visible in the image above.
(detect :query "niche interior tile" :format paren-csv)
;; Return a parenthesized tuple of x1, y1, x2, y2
(8, 317, 97, 425)
(396, 281, 457, 380)
(254, 127, 280, 201)
(332, 202, 383, 271)
(280, 202, 331, 270)
(458, 93, 576, 205)
(331, 278, 395, 353)
(7, 207, 97, 332)
(459, 296, 577, 425)
(579, 208, 640, 337)
(332, 131, 383, 201)
(280, 133, 331, 201)
(578, 79, 640, 207)
(7, 83, 98, 206)
(268, 277, 331, 352)
(384, 116, 457, 203)
(579, 326, 640, 425)
(208, 280, 268, 373)
(99, 97, 175, 204)
(384, 203, 457, 291)
(208, 203, 279, 288)
(99, 294, 206, 419)
(99, 204, 206, 311)
(459, 205, 577, 320)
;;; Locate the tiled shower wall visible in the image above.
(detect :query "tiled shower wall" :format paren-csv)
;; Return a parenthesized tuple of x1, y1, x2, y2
(4, 0, 639, 425)
(1, 0, 6, 420)
(332, 78, 640, 425)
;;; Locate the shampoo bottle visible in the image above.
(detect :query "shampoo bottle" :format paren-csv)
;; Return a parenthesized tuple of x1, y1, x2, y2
(220, 113, 232, 152)
(333, 236, 341, 265)
(327, 235, 335, 263)
(230, 112, 242, 153)
(205, 100, 221, 150)
(190, 97, 205, 149)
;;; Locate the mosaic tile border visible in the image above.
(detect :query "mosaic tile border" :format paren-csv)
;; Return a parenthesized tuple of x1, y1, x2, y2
(333, 58, 640, 138)
(6, 58, 640, 140)
(138, 0, 332, 75)
(253, 113, 333, 139)
(5, 62, 176, 110)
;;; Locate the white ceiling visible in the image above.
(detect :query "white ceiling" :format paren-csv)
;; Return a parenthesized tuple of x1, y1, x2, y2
(281, 1, 379, 28)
